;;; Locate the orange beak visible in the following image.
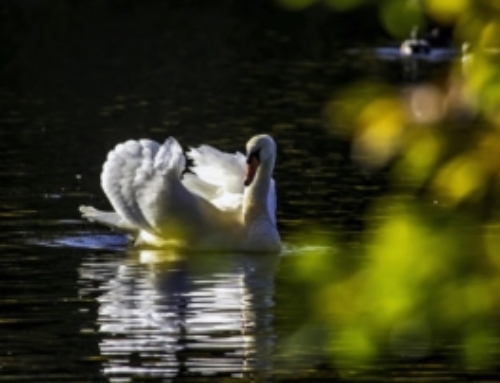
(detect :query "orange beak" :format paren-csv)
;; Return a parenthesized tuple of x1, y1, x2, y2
(244, 156, 259, 186)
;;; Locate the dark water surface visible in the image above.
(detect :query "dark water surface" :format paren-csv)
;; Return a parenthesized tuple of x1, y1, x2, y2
(0, 2, 467, 382)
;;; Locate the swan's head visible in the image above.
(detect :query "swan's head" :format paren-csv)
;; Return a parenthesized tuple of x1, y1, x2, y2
(244, 134, 276, 187)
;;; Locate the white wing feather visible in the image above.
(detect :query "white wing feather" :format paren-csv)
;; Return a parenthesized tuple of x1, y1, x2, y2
(101, 137, 188, 235)
(101, 140, 158, 233)
(184, 145, 246, 211)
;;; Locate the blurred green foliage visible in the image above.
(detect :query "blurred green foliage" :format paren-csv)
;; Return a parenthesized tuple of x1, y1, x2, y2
(277, 0, 500, 372)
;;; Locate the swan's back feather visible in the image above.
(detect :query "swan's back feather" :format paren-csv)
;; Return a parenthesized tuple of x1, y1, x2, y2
(188, 145, 246, 194)
(181, 173, 219, 201)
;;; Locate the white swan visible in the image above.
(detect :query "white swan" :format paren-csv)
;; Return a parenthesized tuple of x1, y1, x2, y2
(79, 134, 281, 253)
(400, 26, 430, 57)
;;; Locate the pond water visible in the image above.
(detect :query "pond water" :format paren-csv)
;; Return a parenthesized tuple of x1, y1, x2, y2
(0, 1, 475, 382)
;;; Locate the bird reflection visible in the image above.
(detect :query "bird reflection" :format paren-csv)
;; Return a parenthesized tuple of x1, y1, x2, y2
(78, 249, 280, 379)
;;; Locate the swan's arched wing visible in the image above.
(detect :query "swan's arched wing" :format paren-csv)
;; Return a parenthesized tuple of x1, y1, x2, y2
(101, 139, 159, 233)
(184, 145, 246, 211)
(101, 138, 190, 235)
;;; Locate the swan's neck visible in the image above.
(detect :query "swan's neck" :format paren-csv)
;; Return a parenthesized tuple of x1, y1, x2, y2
(242, 159, 273, 224)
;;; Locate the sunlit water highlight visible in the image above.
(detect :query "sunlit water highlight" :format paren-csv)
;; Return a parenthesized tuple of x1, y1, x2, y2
(78, 247, 279, 379)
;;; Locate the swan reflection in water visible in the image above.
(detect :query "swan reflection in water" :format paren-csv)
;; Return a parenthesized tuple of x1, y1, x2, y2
(79, 249, 280, 379)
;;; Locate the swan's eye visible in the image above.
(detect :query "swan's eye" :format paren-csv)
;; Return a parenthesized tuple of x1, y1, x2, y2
(246, 148, 261, 164)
